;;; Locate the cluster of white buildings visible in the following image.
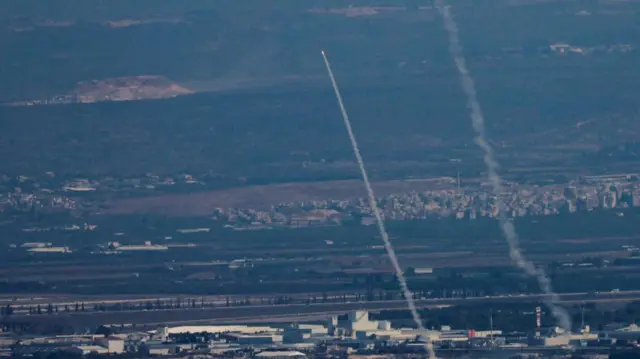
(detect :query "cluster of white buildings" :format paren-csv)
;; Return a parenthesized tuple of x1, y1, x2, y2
(151, 310, 640, 353)
(213, 175, 640, 227)
(149, 310, 503, 354)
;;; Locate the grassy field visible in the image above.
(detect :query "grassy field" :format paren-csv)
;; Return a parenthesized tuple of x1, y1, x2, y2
(102, 178, 457, 215)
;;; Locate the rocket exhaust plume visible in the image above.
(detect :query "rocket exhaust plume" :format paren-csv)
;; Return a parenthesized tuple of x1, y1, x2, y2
(321, 50, 437, 359)
(434, 1, 572, 333)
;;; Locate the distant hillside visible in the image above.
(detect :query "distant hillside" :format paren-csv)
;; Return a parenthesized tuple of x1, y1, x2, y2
(6, 76, 194, 106)
(73, 75, 194, 103)
(0, 0, 639, 178)
(2, 0, 638, 103)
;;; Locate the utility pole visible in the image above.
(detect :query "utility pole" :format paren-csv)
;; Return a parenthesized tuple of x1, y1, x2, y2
(489, 308, 494, 346)
(535, 306, 541, 338)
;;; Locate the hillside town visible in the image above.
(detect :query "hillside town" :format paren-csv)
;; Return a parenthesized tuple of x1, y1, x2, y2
(1, 173, 639, 230)
(215, 174, 640, 229)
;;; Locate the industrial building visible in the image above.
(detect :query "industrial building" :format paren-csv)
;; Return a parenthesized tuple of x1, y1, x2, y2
(11, 335, 125, 357)
(283, 324, 327, 344)
(28, 246, 72, 253)
(65, 345, 109, 355)
(20, 242, 53, 248)
(94, 336, 125, 354)
(108, 241, 168, 251)
(10, 309, 640, 357)
(156, 325, 277, 339)
(223, 333, 283, 345)
(329, 311, 391, 335)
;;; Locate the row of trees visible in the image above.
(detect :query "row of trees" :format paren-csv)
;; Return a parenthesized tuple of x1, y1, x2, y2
(16, 287, 488, 317)
(371, 301, 640, 334)
(0, 304, 14, 316)
(12, 267, 638, 317)
(26, 302, 85, 315)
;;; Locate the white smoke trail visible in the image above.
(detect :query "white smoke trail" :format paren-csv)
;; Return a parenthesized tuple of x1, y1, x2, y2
(434, 1, 572, 333)
(321, 50, 437, 359)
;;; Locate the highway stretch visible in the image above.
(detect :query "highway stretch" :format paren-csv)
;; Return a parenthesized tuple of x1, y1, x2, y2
(2, 289, 640, 331)
(3, 287, 637, 312)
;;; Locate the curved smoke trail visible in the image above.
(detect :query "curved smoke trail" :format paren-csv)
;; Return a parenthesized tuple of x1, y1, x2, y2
(321, 50, 437, 359)
(434, 1, 572, 333)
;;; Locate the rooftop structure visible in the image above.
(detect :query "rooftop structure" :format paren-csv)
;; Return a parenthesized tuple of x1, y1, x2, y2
(223, 333, 282, 345)
(21, 242, 52, 248)
(255, 350, 308, 359)
(155, 325, 277, 341)
(95, 337, 125, 354)
(109, 241, 168, 251)
(65, 345, 109, 355)
(328, 311, 438, 342)
(28, 247, 72, 253)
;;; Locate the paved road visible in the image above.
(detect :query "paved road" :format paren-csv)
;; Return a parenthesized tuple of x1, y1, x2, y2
(0, 290, 356, 308)
(3, 289, 640, 330)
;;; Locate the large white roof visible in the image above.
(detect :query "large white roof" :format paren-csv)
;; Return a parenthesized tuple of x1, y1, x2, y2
(256, 351, 306, 357)
(166, 325, 276, 334)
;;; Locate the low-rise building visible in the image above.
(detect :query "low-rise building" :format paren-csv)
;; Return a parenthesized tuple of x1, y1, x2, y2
(95, 336, 125, 354)
(65, 345, 109, 355)
(28, 247, 72, 253)
(223, 333, 282, 345)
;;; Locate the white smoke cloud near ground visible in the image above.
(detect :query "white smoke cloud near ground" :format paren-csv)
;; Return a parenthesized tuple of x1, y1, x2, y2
(433, 1, 572, 333)
(321, 50, 437, 359)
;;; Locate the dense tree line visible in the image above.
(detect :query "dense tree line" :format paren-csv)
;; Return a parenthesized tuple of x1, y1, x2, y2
(372, 301, 640, 334)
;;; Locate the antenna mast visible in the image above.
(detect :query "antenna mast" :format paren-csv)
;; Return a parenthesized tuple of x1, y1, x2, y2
(489, 308, 494, 345)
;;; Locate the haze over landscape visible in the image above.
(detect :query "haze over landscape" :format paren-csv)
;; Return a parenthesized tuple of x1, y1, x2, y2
(2, 1, 640, 358)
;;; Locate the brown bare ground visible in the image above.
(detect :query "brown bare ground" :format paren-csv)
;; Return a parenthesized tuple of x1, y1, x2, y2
(102, 179, 455, 216)
(560, 236, 640, 244)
